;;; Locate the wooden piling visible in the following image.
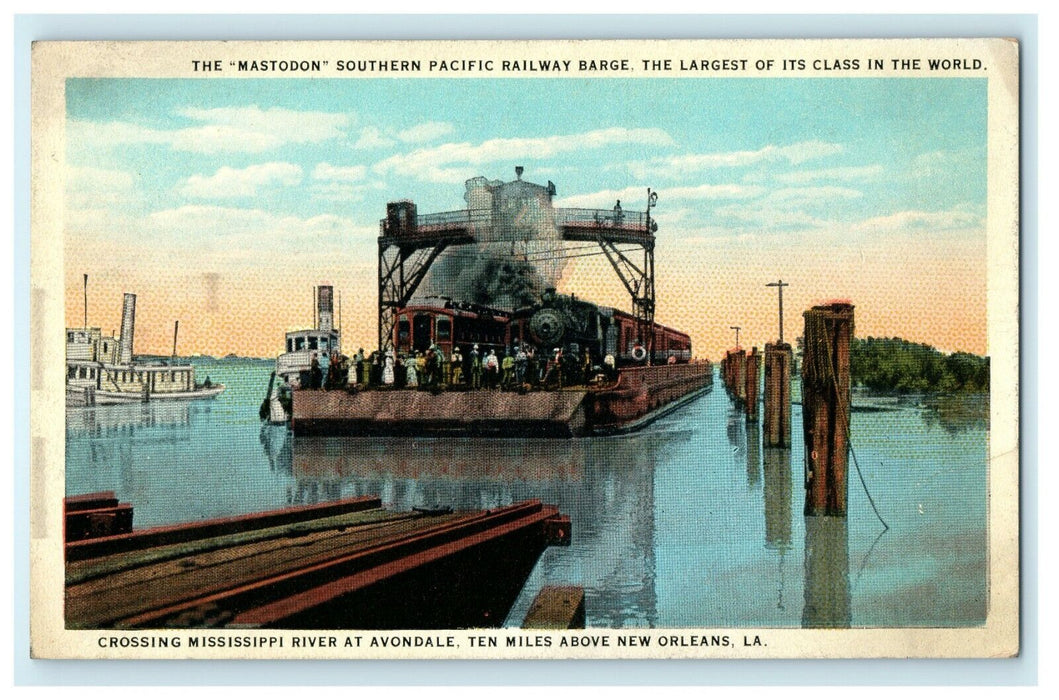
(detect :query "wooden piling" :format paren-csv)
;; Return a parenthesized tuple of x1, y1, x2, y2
(745, 347, 760, 421)
(722, 351, 733, 394)
(724, 348, 747, 402)
(801, 302, 854, 517)
(764, 342, 793, 447)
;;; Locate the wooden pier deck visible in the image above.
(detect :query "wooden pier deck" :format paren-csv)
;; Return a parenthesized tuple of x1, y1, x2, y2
(65, 496, 569, 630)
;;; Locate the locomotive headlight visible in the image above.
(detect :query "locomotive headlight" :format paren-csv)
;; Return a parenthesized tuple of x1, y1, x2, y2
(529, 309, 565, 346)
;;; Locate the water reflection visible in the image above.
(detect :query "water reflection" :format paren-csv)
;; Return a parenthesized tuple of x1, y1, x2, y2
(264, 431, 678, 628)
(763, 448, 792, 611)
(726, 404, 745, 458)
(921, 394, 989, 435)
(763, 448, 792, 551)
(802, 515, 850, 628)
(66, 402, 191, 443)
(746, 422, 761, 488)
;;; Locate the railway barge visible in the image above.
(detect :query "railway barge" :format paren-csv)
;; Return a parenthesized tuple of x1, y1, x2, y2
(283, 170, 714, 437)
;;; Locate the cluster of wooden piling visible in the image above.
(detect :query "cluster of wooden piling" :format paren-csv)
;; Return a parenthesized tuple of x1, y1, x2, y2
(728, 297, 855, 628)
(725, 300, 854, 516)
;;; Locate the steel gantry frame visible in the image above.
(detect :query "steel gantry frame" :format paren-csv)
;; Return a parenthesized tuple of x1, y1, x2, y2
(376, 213, 474, 352)
(376, 189, 658, 361)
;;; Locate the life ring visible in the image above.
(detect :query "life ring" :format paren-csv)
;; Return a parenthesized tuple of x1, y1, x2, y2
(631, 345, 647, 362)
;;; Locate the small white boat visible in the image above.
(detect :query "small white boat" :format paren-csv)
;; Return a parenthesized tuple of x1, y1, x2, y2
(66, 292, 225, 407)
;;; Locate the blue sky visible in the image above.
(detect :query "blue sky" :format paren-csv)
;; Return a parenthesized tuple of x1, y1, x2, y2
(64, 77, 988, 357)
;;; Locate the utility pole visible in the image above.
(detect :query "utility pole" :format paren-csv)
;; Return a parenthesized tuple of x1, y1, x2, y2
(766, 279, 789, 343)
(644, 188, 658, 364)
(730, 325, 741, 348)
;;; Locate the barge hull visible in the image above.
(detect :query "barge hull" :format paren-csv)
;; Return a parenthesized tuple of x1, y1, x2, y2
(291, 363, 712, 438)
(293, 389, 587, 438)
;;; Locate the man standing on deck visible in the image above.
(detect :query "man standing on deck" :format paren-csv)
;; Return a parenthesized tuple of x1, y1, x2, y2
(470, 344, 482, 390)
(354, 348, 365, 384)
(310, 352, 323, 389)
(484, 349, 499, 389)
(514, 344, 527, 386)
(506, 347, 518, 387)
(451, 346, 464, 386)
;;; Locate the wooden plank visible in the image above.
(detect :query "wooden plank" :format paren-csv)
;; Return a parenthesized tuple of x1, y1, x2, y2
(65, 504, 133, 543)
(522, 586, 585, 629)
(64, 492, 119, 513)
(66, 495, 382, 562)
(229, 503, 558, 627)
(66, 500, 551, 629)
(67, 506, 411, 585)
(67, 511, 459, 628)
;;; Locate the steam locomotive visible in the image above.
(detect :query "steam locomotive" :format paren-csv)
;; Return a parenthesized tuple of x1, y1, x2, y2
(511, 289, 691, 365)
(394, 289, 691, 366)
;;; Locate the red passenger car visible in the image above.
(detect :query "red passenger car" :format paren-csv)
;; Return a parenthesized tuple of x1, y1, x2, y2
(393, 297, 511, 358)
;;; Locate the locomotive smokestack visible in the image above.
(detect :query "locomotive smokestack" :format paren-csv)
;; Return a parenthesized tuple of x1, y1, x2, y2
(118, 293, 136, 364)
(515, 166, 524, 180)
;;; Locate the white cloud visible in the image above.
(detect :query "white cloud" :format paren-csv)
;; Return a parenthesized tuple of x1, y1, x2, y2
(852, 209, 983, 233)
(766, 186, 862, 203)
(67, 165, 135, 192)
(708, 186, 861, 231)
(352, 121, 456, 150)
(397, 121, 454, 143)
(146, 205, 347, 237)
(310, 180, 387, 203)
(65, 206, 136, 235)
(374, 127, 675, 182)
(627, 140, 845, 180)
(774, 141, 845, 165)
(774, 165, 884, 184)
(67, 204, 378, 271)
(312, 162, 368, 182)
(910, 149, 983, 180)
(177, 163, 303, 199)
(68, 105, 355, 155)
(65, 166, 137, 208)
(353, 126, 395, 150)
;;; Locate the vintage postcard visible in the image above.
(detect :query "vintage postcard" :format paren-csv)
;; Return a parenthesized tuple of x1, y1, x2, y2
(30, 38, 1019, 659)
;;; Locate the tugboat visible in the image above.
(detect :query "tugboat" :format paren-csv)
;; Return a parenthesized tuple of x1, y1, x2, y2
(262, 285, 341, 424)
(66, 292, 224, 407)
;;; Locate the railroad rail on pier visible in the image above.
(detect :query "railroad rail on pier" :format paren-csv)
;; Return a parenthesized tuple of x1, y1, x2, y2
(65, 496, 570, 630)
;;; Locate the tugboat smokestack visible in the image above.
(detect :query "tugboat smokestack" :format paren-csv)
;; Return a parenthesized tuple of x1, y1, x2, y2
(317, 285, 334, 333)
(119, 293, 136, 364)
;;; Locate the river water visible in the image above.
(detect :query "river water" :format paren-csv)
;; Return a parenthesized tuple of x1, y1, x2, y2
(65, 358, 988, 629)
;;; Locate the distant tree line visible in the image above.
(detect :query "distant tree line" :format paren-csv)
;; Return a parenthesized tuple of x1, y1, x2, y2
(848, 337, 989, 394)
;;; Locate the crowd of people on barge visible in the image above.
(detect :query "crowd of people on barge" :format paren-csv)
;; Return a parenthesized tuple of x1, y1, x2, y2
(301, 341, 620, 393)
